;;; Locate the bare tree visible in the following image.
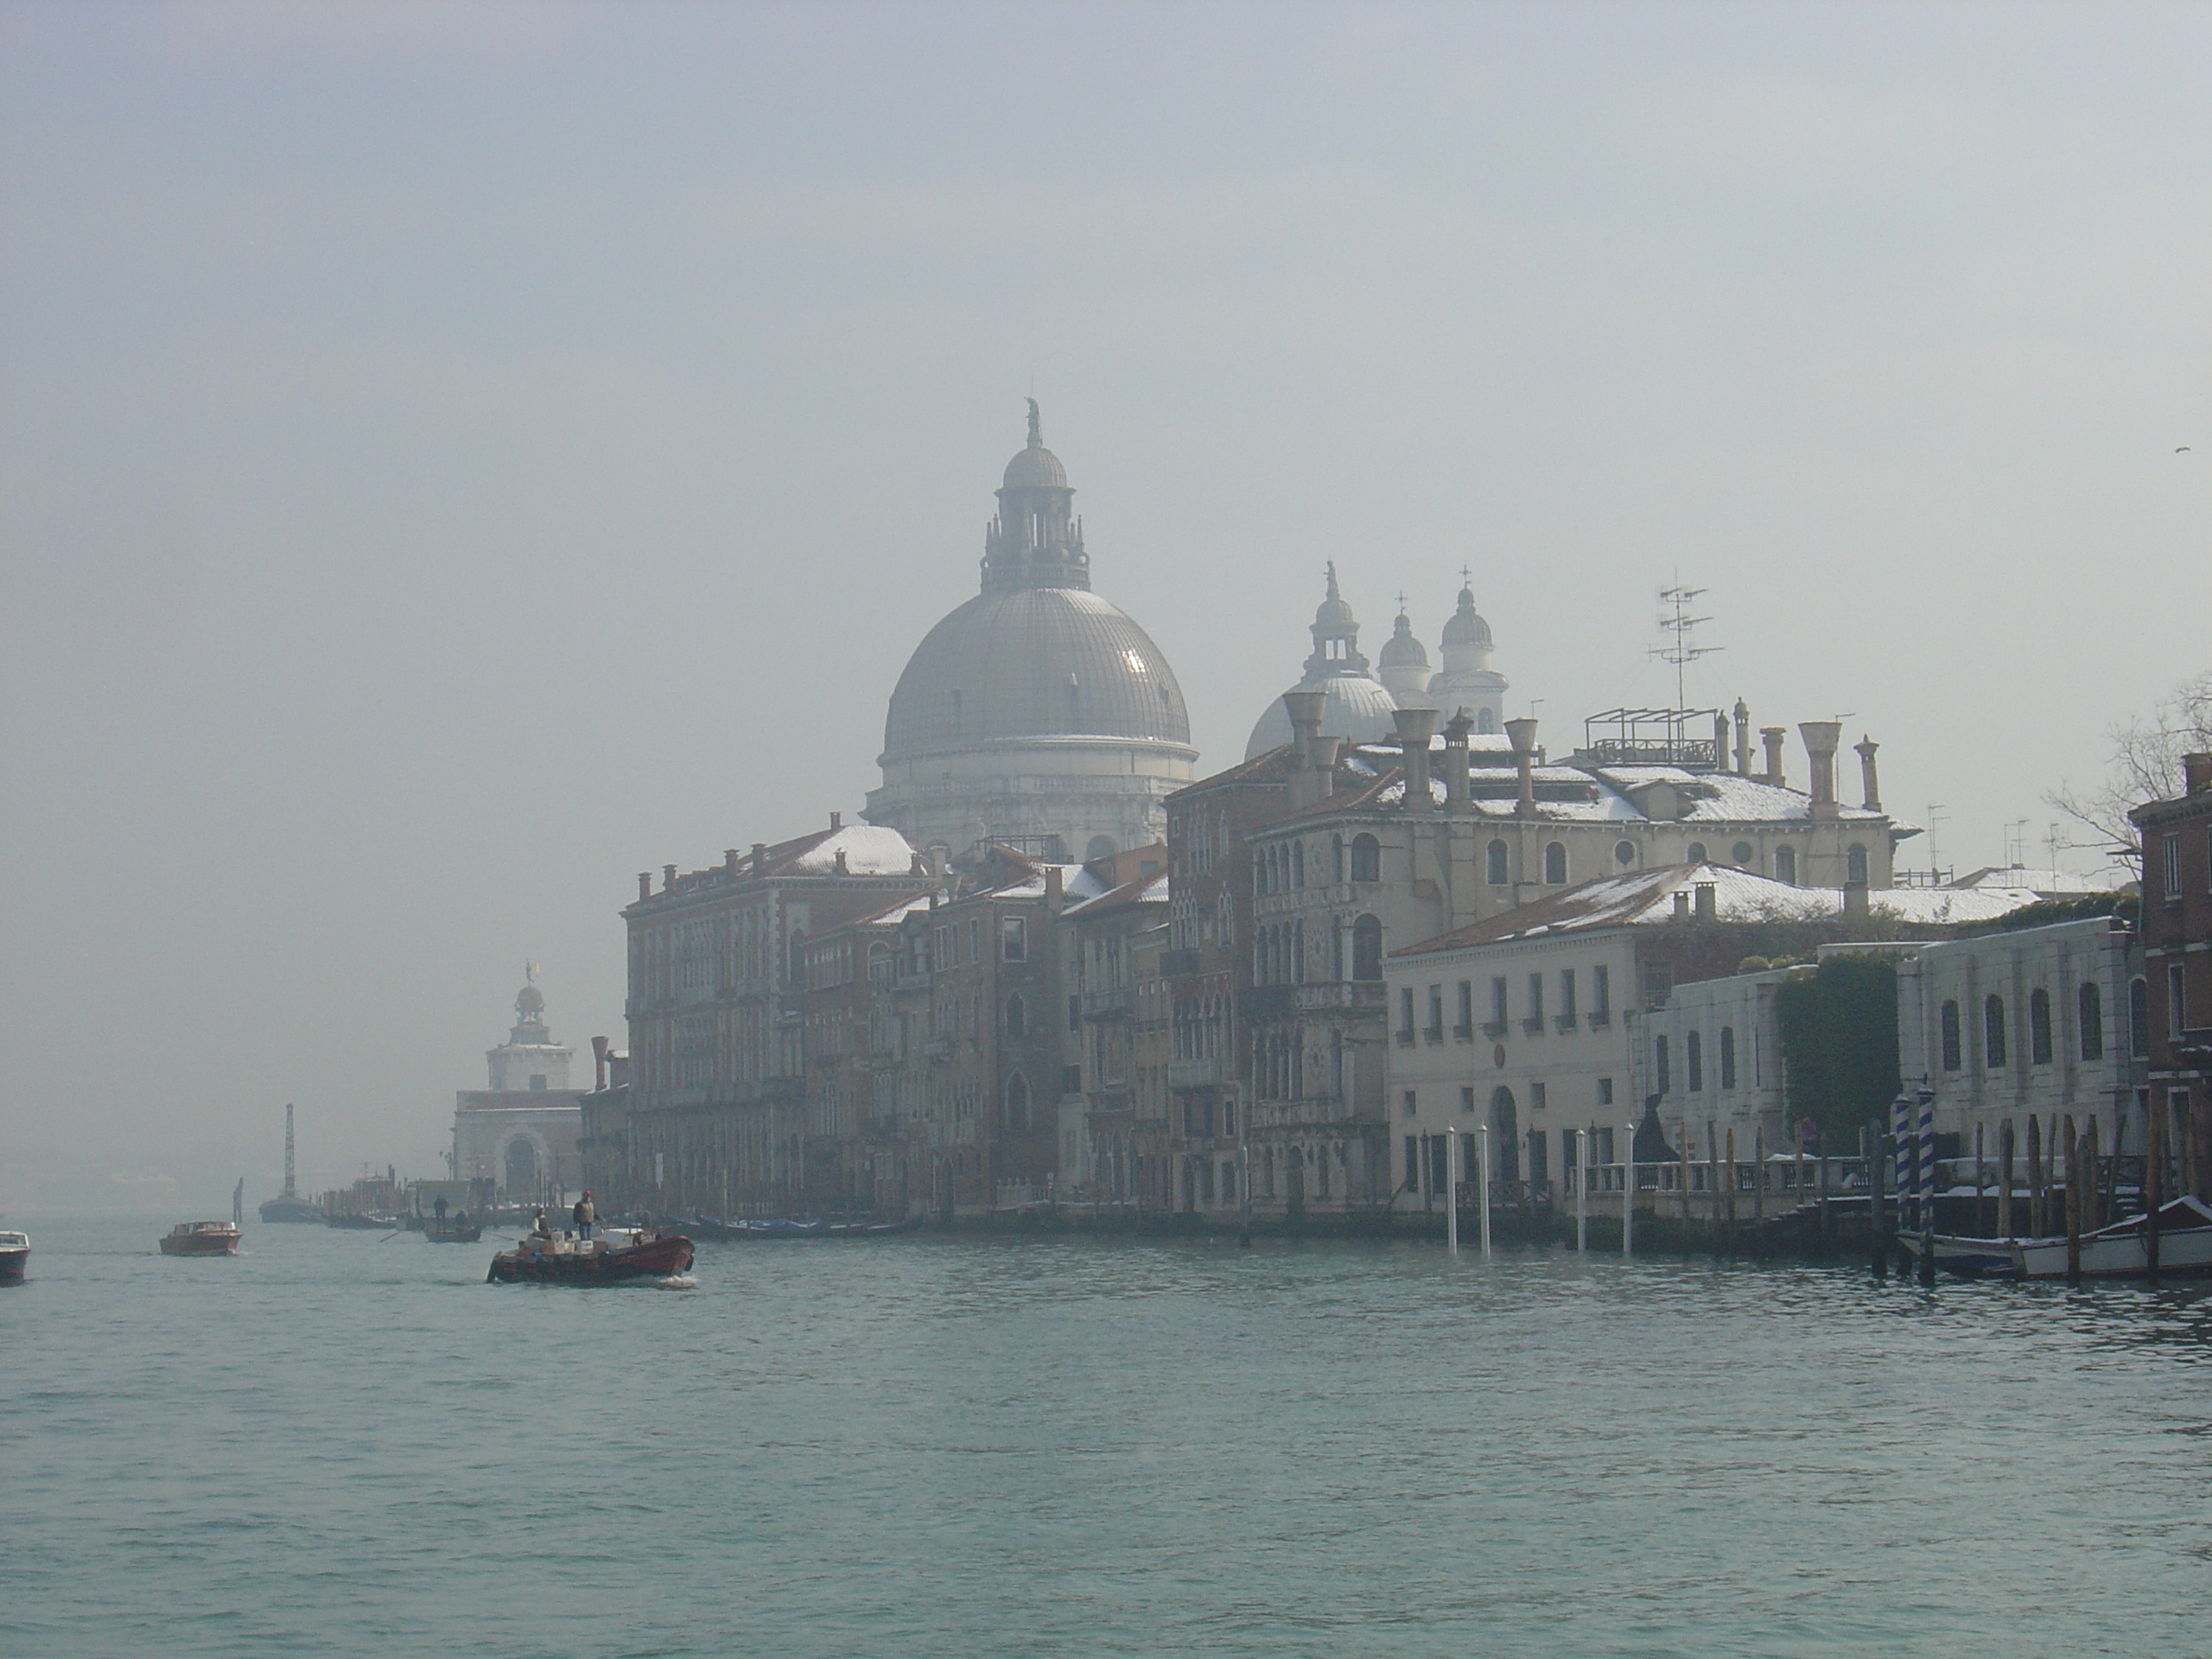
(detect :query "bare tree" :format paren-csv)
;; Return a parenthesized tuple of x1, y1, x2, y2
(2048, 668, 2212, 867)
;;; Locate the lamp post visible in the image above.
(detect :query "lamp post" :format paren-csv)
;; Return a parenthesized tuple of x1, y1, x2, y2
(1476, 1115, 1493, 1259)
(1575, 1127, 1588, 1254)
(1622, 1121, 1637, 1258)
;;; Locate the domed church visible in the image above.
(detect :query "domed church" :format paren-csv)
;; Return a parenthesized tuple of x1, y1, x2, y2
(865, 403, 1196, 862)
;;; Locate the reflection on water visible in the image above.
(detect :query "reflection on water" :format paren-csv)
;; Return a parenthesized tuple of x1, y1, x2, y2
(5, 1220, 2209, 1658)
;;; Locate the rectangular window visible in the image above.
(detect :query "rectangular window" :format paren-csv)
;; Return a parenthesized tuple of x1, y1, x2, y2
(1592, 964, 1612, 1022)
(1398, 987, 1417, 1045)
(2171, 963, 2187, 1040)
(1559, 969, 1577, 1023)
(1596, 1126, 1616, 1167)
(1223, 1096, 1237, 1137)
(1524, 972, 1545, 1033)
(1402, 1088, 1418, 1120)
(1001, 916, 1027, 962)
(1489, 977, 1510, 1033)
(2164, 834, 2181, 900)
(1068, 994, 1081, 1032)
(1456, 981, 1474, 1039)
(1426, 986, 1445, 1043)
(1062, 1064, 1081, 1093)
(1531, 1081, 1546, 1112)
(1941, 1000, 1962, 1071)
(1598, 1076, 1615, 1106)
(1656, 1034, 1671, 1094)
(1405, 1134, 1419, 1188)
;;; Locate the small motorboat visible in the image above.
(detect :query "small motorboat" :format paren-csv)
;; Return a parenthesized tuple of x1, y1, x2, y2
(486, 1226, 695, 1284)
(258, 1195, 321, 1224)
(2011, 1196, 2212, 1280)
(159, 1220, 242, 1257)
(323, 1212, 400, 1231)
(725, 1217, 916, 1240)
(0, 1230, 28, 1283)
(422, 1216, 482, 1243)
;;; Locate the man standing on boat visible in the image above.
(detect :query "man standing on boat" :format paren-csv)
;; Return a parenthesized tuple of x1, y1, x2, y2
(573, 1191, 597, 1240)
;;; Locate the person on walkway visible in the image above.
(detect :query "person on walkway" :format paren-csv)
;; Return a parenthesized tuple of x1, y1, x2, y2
(573, 1191, 597, 1240)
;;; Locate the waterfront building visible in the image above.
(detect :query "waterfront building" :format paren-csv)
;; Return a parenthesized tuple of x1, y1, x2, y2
(1058, 848, 1172, 1209)
(2130, 753, 2212, 1196)
(1383, 864, 2047, 1213)
(866, 403, 1196, 863)
(452, 974, 586, 1202)
(1894, 911, 2145, 1167)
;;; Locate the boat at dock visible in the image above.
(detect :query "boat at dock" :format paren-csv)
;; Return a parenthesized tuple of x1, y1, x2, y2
(159, 1220, 242, 1256)
(0, 1230, 28, 1283)
(324, 1212, 401, 1231)
(713, 1217, 916, 1240)
(2009, 1196, 2212, 1280)
(486, 1226, 694, 1284)
(1898, 1232, 2017, 1277)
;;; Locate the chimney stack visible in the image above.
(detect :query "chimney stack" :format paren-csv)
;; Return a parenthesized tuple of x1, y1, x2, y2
(1505, 717, 1539, 818)
(834, 848, 849, 876)
(1760, 726, 1786, 787)
(663, 864, 678, 892)
(752, 842, 768, 875)
(591, 1034, 610, 1091)
(1392, 707, 1439, 813)
(637, 871, 652, 903)
(1283, 690, 1326, 807)
(830, 810, 842, 831)
(1045, 865, 1064, 913)
(1732, 700, 1752, 777)
(2183, 752, 2212, 796)
(1693, 882, 1717, 923)
(1799, 722, 1843, 818)
(725, 848, 740, 875)
(1674, 889, 1692, 922)
(1854, 736, 1882, 811)
(1441, 712, 1471, 811)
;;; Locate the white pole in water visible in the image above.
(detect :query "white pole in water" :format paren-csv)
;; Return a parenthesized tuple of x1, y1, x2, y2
(1446, 1126, 1460, 1256)
(1476, 1115, 1494, 1259)
(1575, 1127, 1588, 1254)
(1622, 1123, 1636, 1258)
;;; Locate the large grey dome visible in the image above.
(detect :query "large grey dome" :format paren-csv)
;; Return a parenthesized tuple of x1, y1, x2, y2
(883, 586, 1191, 759)
(1245, 672, 1400, 760)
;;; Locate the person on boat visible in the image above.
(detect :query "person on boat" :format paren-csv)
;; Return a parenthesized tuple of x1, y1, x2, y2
(573, 1191, 597, 1240)
(434, 1195, 448, 1222)
(530, 1208, 552, 1240)
(453, 1208, 469, 1229)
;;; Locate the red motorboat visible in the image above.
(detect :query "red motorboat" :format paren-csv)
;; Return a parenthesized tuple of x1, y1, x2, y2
(159, 1220, 242, 1257)
(486, 1226, 695, 1284)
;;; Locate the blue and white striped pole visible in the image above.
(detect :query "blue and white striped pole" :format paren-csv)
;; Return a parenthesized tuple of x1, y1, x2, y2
(1917, 1087, 1938, 1239)
(1892, 1093, 1913, 1231)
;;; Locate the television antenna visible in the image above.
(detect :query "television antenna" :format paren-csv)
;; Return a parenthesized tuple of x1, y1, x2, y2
(1651, 585, 1721, 716)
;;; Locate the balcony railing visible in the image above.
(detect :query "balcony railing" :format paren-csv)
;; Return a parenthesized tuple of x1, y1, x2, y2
(1168, 1057, 1224, 1088)
(1481, 1019, 1508, 1039)
(1554, 1014, 1579, 1033)
(1521, 1016, 1545, 1036)
(1395, 1028, 1416, 1047)
(1423, 1027, 1445, 1045)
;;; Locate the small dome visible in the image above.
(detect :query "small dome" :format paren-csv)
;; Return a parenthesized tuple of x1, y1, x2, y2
(515, 985, 545, 1014)
(1378, 610, 1429, 669)
(1003, 443, 1068, 491)
(1441, 586, 1493, 649)
(1245, 672, 1401, 760)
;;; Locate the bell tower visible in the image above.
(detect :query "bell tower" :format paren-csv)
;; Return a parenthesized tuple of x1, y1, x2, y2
(981, 399, 1091, 595)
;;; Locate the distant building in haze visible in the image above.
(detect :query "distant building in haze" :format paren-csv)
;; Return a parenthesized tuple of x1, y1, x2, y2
(452, 973, 585, 1203)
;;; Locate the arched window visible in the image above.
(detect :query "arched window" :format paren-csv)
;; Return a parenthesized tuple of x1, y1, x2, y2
(1005, 1071, 1031, 1134)
(1491, 1088, 1520, 1182)
(1719, 1026, 1737, 1090)
(1732, 841, 1753, 865)
(1004, 994, 1027, 1039)
(1615, 840, 1637, 867)
(1940, 1000, 1961, 1070)
(1686, 841, 1708, 865)
(1846, 844, 1869, 886)
(1984, 994, 2006, 1068)
(1544, 842, 1568, 885)
(1686, 1030, 1703, 1091)
(1773, 845, 1797, 885)
(1350, 834, 1381, 882)
(1486, 840, 1510, 885)
(2079, 981, 2104, 1061)
(2131, 977, 2150, 1058)
(1655, 1034, 1671, 1095)
(2029, 987, 2052, 1065)
(1352, 914, 1383, 981)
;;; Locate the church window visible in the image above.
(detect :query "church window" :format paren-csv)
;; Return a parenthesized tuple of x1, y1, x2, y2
(1718, 1027, 1737, 1091)
(1615, 841, 1637, 867)
(1686, 1031, 1703, 1091)
(1846, 844, 1869, 886)
(1352, 915, 1383, 981)
(1984, 995, 2007, 1068)
(2030, 987, 2052, 1064)
(2079, 981, 2104, 1060)
(1773, 845, 1797, 885)
(1732, 842, 1753, 866)
(1486, 840, 1509, 885)
(1543, 842, 1568, 885)
(1940, 1000, 1961, 1070)
(1350, 835, 1382, 883)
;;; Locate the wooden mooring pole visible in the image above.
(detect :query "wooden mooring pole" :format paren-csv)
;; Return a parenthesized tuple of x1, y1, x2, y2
(1998, 1120, 2014, 1242)
(1868, 1121, 1888, 1278)
(2146, 1090, 2166, 1284)
(2063, 1114, 2082, 1287)
(2028, 1115, 2046, 1237)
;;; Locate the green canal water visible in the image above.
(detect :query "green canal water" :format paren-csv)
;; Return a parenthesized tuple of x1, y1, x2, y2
(5, 1216, 2209, 1657)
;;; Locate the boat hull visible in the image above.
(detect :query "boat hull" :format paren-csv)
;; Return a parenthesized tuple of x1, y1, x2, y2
(2009, 1196, 2212, 1279)
(423, 1223, 482, 1243)
(1901, 1234, 2016, 1276)
(486, 1233, 695, 1284)
(0, 1248, 26, 1284)
(258, 1197, 322, 1224)
(159, 1228, 242, 1256)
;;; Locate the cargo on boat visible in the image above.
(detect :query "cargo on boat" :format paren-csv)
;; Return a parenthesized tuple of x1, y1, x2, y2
(486, 1226, 694, 1284)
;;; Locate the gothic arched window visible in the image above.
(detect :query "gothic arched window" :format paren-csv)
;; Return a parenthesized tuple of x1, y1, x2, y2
(1719, 1025, 1737, 1090)
(1350, 834, 1381, 883)
(2079, 981, 2104, 1061)
(1352, 914, 1383, 981)
(2029, 987, 2053, 1065)
(1487, 840, 1509, 885)
(1543, 842, 1568, 885)
(1984, 994, 2006, 1068)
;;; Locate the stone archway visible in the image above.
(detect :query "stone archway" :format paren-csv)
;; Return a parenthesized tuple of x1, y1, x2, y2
(503, 1136, 539, 1198)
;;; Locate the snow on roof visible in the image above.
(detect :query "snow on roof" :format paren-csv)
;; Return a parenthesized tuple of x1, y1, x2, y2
(1393, 864, 2047, 957)
(778, 824, 919, 876)
(1064, 868, 1172, 916)
(1949, 865, 2122, 894)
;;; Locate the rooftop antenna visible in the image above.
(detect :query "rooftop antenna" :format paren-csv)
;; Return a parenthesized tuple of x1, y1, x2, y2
(1652, 585, 1720, 752)
(1926, 803, 1948, 882)
(2006, 818, 2030, 868)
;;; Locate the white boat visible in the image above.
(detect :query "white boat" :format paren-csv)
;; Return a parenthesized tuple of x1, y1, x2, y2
(0, 1230, 27, 1284)
(2009, 1196, 2212, 1280)
(1898, 1232, 2015, 1276)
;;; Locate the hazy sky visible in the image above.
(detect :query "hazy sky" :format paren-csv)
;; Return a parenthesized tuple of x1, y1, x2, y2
(3, 0, 2207, 1210)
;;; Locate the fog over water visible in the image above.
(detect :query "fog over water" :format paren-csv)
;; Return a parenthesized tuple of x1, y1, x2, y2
(2, 2, 2208, 1208)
